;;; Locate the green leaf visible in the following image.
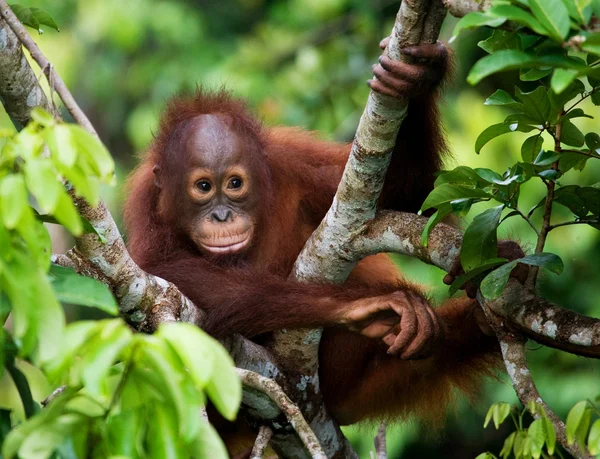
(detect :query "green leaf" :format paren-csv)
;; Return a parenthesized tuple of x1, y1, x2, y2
(586, 132, 600, 153)
(141, 339, 192, 435)
(468, 50, 538, 85)
(521, 134, 544, 162)
(476, 122, 536, 154)
(80, 320, 131, 398)
(515, 86, 550, 123)
(549, 79, 586, 113)
(545, 417, 557, 455)
(106, 411, 141, 457)
(146, 406, 186, 459)
(588, 419, 600, 455)
(500, 432, 516, 458)
(420, 184, 491, 212)
(489, 4, 547, 35)
(561, 120, 585, 147)
(559, 108, 594, 122)
(46, 124, 77, 168)
(581, 32, 600, 56)
(48, 264, 118, 315)
(480, 260, 517, 299)
(28, 7, 59, 32)
(529, 0, 571, 41)
(492, 402, 511, 430)
(23, 158, 62, 214)
(189, 421, 229, 459)
(460, 206, 503, 271)
(520, 67, 553, 81)
(10, 5, 59, 33)
(435, 166, 490, 187)
(158, 323, 216, 387)
(534, 149, 560, 166)
(30, 107, 56, 127)
(528, 419, 545, 459)
(69, 125, 115, 180)
(484, 89, 520, 107)
(421, 205, 452, 247)
(570, 0, 593, 24)
(205, 342, 241, 421)
(448, 258, 508, 296)
(0, 175, 28, 229)
(52, 191, 83, 236)
(551, 69, 579, 94)
(451, 12, 507, 42)
(484, 404, 494, 428)
(520, 253, 564, 273)
(479, 29, 523, 54)
(475, 168, 503, 183)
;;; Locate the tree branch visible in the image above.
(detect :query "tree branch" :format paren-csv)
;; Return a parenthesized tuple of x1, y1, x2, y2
(481, 305, 593, 459)
(250, 426, 273, 459)
(0, 17, 57, 129)
(236, 369, 327, 459)
(0, 0, 95, 135)
(0, 12, 329, 457)
(442, 0, 492, 17)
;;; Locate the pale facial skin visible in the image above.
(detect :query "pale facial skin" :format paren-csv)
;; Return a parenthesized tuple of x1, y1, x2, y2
(155, 114, 261, 255)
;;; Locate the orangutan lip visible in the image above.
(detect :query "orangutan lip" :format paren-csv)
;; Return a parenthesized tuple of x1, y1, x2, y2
(199, 235, 250, 254)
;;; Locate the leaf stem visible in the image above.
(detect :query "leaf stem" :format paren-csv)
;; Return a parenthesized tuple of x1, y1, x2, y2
(564, 87, 600, 114)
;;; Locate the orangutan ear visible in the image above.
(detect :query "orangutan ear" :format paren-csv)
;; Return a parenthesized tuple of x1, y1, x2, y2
(152, 165, 162, 189)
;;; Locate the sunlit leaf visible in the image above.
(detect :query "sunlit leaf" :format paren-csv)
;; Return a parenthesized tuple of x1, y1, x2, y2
(420, 184, 491, 212)
(551, 69, 579, 94)
(529, 0, 570, 41)
(489, 4, 547, 35)
(588, 419, 600, 455)
(158, 323, 216, 386)
(468, 50, 538, 85)
(48, 264, 118, 315)
(451, 12, 506, 42)
(492, 402, 511, 429)
(204, 342, 241, 421)
(0, 175, 28, 229)
(528, 419, 545, 459)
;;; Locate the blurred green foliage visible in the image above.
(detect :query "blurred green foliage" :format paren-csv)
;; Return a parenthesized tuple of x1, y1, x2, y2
(1, 0, 599, 457)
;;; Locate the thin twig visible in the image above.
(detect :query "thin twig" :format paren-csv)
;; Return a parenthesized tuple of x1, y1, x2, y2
(236, 369, 327, 459)
(250, 426, 274, 459)
(560, 149, 600, 160)
(41, 385, 67, 407)
(0, 0, 98, 137)
(549, 218, 600, 230)
(564, 87, 600, 113)
(510, 208, 540, 236)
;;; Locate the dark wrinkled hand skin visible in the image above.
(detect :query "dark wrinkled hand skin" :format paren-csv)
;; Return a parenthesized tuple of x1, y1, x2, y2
(443, 240, 528, 298)
(367, 38, 449, 99)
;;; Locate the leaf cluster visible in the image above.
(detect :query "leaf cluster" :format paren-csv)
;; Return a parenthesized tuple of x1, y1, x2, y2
(422, 0, 600, 298)
(478, 399, 600, 458)
(2, 321, 240, 459)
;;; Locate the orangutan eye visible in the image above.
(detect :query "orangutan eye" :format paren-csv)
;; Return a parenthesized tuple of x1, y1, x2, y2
(196, 180, 212, 192)
(229, 178, 243, 189)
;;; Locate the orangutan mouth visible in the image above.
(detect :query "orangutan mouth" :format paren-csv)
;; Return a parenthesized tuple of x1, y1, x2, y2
(198, 233, 251, 255)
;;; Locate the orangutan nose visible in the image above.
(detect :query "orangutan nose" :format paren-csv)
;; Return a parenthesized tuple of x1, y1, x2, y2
(211, 207, 233, 223)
